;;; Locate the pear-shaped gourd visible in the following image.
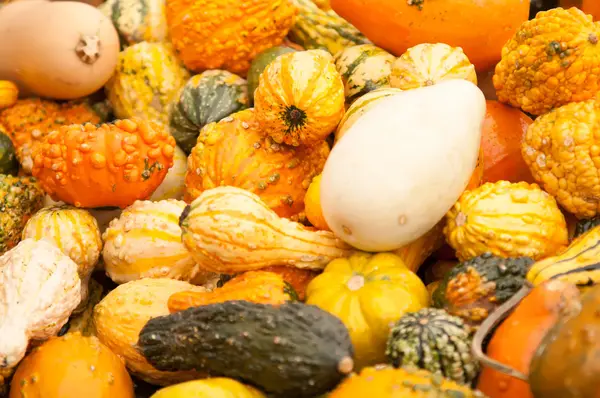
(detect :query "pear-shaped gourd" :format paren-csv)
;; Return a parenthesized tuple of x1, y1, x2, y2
(320, 79, 485, 251)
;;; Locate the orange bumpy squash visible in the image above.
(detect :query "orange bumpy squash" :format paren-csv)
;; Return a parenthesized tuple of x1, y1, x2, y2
(31, 119, 175, 209)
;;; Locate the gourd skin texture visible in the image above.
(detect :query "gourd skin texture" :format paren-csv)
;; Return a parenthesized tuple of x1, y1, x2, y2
(522, 99, 600, 218)
(98, 0, 168, 45)
(0, 81, 17, 109)
(165, 0, 296, 75)
(0, 239, 81, 368)
(254, 50, 346, 147)
(304, 174, 330, 231)
(445, 181, 569, 261)
(151, 378, 265, 398)
(247, 46, 298, 105)
(494, 7, 600, 115)
(184, 109, 329, 219)
(149, 145, 187, 201)
(321, 79, 485, 252)
(260, 265, 318, 301)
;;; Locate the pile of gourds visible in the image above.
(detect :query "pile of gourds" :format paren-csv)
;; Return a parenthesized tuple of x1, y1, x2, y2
(1, 0, 600, 397)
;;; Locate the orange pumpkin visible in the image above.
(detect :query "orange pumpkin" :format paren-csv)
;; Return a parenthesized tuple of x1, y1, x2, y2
(481, 100, 534, 184)
(330, 0, 530, 72)
(32, 119, 175, 209)
(261, 265, 320, 301)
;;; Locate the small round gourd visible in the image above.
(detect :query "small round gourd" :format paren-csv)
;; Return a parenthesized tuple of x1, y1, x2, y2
(247, 46, 298, 105)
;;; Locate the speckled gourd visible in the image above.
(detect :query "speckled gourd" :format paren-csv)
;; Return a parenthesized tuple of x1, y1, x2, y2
(98, 0, 168, 46)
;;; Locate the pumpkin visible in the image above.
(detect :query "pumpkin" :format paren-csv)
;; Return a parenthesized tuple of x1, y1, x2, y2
(184, 109, 329, 219)
(168, 70, 249, 154)
(481, 100, 534, 184)
(392, 221, 446, 274)
(180, 186, 354, 274)
(21, 205, 102, 312)
(0, 80, 17, 109)
(9, 332, 134, 398)
(494, 7, 600, 115)
(0, 0, 120, 99)
(334, 44, 395, 104)
(385, 308, 478, 384)
(304, 174, 330, 231)
(321, 79, 485, 252)
(0, 132, 18, 175)
(444, 181, 569, 261)
(98, 0, 168, 46)
(31, 118, 176, 209)
(259, 265, 319, 301)
(390, 43, 477, 91)
(254, 49, 346, 147)
(305, 252, 429, 368)
(93, 278, 206, 385)
(105, 41, 189, 127)
(432, 253, 534, 325)
(151, 378, 265, 398)
(149, 145, 187, 201)
(165, 0, 296, 75)
(330, 0, 530, 72)
(247, 46, 298, 106)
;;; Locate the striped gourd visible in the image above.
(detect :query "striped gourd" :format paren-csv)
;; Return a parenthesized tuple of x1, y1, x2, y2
(21, 205, 101, 310)
(102, 199, 203, 283)
(98, 0, 168, 46)
(150, 145, 187, 201)
(334, 44, 395, 104)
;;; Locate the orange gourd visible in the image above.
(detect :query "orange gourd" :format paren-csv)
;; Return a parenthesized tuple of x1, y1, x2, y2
(304, 174, 330, 231)
(261, 265, 319, 301)
(32, 119, 175, 208)
(0, 81, 17, 109)
(467, 147, 484, 190)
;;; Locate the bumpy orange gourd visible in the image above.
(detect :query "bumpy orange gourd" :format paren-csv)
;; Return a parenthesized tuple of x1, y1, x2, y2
(184, 109, 329, 219)
(254, 50, 345, 146)
(0, 81, 18, 109)
(165, 0, 296, 75)
(494, 7, 600, 115)
(260, 265, 319, 301)
(32, 119, 175, 209)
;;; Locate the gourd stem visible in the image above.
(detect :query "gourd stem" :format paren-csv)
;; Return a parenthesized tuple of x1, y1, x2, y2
(471, 283, 533, 382)
(75, 35, 101, 65)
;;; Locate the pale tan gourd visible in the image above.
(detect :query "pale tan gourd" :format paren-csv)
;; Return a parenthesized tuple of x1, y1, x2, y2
(180, 186, 355, 274)
(149, 145, 187, 201)
(0, 239, 81, 368)
(0, 0, 120, 99)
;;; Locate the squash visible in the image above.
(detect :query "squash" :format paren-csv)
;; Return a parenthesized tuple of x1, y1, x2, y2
(390, 43, 477, 90)
(180, 186, 354, 274)
(254, 49, 346, 147)
(334, 44, 395, 104)
(259, 265, 319, 301)
(432, 253, 534, 325)
(288, 0, 370, 55)
(151, 378, 265, 398)
(385, 308, 478, 384)
(392, 220, 446, 274)
(320, 79, 485, 252)
(445, 181, 569, 261)
(168, 271, 297, 313)
(0, 80, 17, 109)
(0, 132, 18, 175)
(169, 70, 249, 154)
(184, 109, 329, 220)
(21, 205, 102, 312)
(98, 0, 168, 46)
(305, 252, 429, 369)
(105, 41, 189, 127)
(247, 46, 298, 106)
(0, 0, 120, 99)
(165, 0, 296, 75)
(31, 118, 176, 209)
(330, 365, 486, 398)
(330, 0, 530, 72)
(9, 332, 134, 398)
(305, 173, 330, 231)
(138, 300, 355, 398)
(93, 278, 206, 385)
(149, 145, 187, 201)
(522, 99, 600, 218)
(0, 239, 81, 368)
(494, 7, 600, 115)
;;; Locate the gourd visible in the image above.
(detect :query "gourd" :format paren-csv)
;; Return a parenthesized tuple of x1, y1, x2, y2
(334, 44, 395, 104)
(0, 0, 120, 99)
(93, 278, 206, 385)
(180, 186, 355, 274)
(138, 300, 355, 398)
(168, 70, 249, 154)
(184, 109, 329, 219)
(385, 308, 478, 384)
(445, 181, 569, 261)
(0, 81, 17, 109)
(247, 46, 298, 105)
(149, 145, 187, 201)
(254, 50, 346, 147)
(305, 252, 429, 368)
(168, 271, 297, 313)
(9, 333, 135, 398)
(0, 132, 18, 175)
(320, 79, 485, 252)
(98, 0, 168, 46)
(392, 220, 446, 273)
(305, 174, 330, 231)
(165, 0, 296, 75)
(0, 239, 81, 368)
(433, 253, 534, 325)
(105, 41, 189, 127)
(102, 199, 204, 284)
(260, 265, 319, 301)
(31, 118, 176, 209)
(21, 205, 102, 312)
(151, 378, 265, 398)
(64, 279, 103, 336)
(288, 0, 370, 55)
